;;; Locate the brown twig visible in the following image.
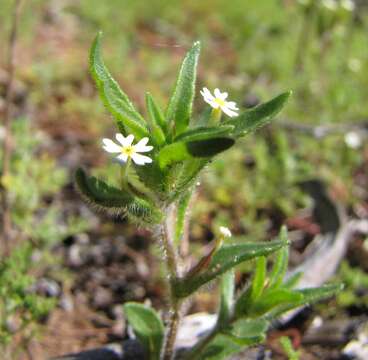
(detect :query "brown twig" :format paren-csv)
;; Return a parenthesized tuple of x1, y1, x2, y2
(1, 0, 23, 255)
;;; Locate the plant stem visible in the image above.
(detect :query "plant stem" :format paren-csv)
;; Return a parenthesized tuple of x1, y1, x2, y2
(161, 206, 181, 360)
(1, 0, 23, 256)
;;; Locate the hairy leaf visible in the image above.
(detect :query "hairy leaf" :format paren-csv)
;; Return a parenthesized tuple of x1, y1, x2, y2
(268, 227, 289, 289)
(250, 288, 303, 316)
(158, 137, 234, 169)
(218, 270, 235, 325)
(174, 239, 288, 298)
(226, 91, 291, 138)
(90, 32, 148, 138)
(174, 125, 234, 142)
(266, 283, 344, 319)
(75, 168, 162, 224)
(166, 42, 201, 135)
(145, 92, 166, 146)
(123, 302, 164, 360)
(234, 256, 266, 317)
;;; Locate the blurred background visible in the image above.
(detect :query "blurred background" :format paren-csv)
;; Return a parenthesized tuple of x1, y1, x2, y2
(0, 0, 367, 358)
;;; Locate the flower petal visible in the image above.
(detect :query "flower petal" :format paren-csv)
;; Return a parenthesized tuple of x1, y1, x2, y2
(135, 137, 153, 153)
(116, 133, 134, 147)
(220, 92, 228, 100)
(201, 88, 215, 102)
(116, 153, 128, 163)
(131, 153, 153, 165)
(226, 101, 239, 110)
(102, 138, 121, 153)
(221, 106, 238, 117)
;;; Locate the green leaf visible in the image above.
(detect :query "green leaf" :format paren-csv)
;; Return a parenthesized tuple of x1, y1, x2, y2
(250, 288, 303, 316)
(145, 92, 166, 146)
(234, 256, 266, 317)
(266, 284, 344, 319)
(158, 137, 234, 169)
(89, 32, 148, 138)
(174, 125, 234, 143)
(173, 239, 288, 298)
(268, 227, 289, 289)
(187, 138, 235, 157)
(283, 272, 303, 289)
(231, 318, 269, 339)
(166, 41, 201, 135)
(218, 270, 235, 325)
(297, 284, 345, 304)
(200, 331, 264, 360)
(123, 302, 164, 360)
(226, 91, 291, 138)
(251, 256, 267, 300)
(75, 168, 162, 224)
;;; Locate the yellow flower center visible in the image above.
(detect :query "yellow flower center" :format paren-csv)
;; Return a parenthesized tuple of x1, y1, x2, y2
(121, 145, 135, 157)
(214, 97, 225, 107)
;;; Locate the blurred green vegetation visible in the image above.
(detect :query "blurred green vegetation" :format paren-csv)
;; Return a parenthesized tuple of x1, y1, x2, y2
(0, 0, 367, 352)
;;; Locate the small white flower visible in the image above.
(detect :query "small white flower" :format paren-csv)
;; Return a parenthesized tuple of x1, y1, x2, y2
(344, 131, 362, 149)
(102, 133, 153, 165)
(219, 226, 232, 238)
(200, 87, 239, 118)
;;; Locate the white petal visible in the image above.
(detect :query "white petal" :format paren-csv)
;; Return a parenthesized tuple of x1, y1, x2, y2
(208, 100, 220, 109)
(221, 106, 238, 117)
(102, 138, 121, 153)
(131, 153, 152, 165)
(136, 145, 153, 153)
(116, 153, 128, 163)
(214, 88, 222, 98)
(219, 92, 228, 100)
(201, 88, 215, 102)
(226, 101, 239, 110)
(135, 137, 153, 153)
(116, 133, 134, 147)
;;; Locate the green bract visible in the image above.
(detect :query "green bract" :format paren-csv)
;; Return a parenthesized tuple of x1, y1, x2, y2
(75, 33, 343, 360)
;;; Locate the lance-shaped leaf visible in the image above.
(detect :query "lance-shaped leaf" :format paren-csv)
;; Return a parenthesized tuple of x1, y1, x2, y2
(218, 270, 235, 325)
(166, 41, 201, 135)
(123, 302, 164, 360)
(90, 32, 148, 138)
(197, 320, 268, 360)
(225, 91, 291, 138)
(268, 227, 289, 289)
(158, 137, 234, 169)
(173, 239, 288, 298)
(174, 125, 234, 142)
(249, 288, 303, 317)
(234, 256, 266, 317)
(75, 168, 162, 224)
(265, 283, 344, 320)
(145, 92, 166, 146)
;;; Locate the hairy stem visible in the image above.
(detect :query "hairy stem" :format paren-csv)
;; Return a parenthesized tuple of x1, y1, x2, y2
(161, 205, 181, 360)
(1, 0, 23, 255)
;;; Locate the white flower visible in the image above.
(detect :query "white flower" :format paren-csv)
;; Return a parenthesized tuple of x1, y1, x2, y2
(102, 133, 153, 165)
(344, 131, 362, 149)
(219, 226, 232, 238)
(200, 87, 239, 118)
